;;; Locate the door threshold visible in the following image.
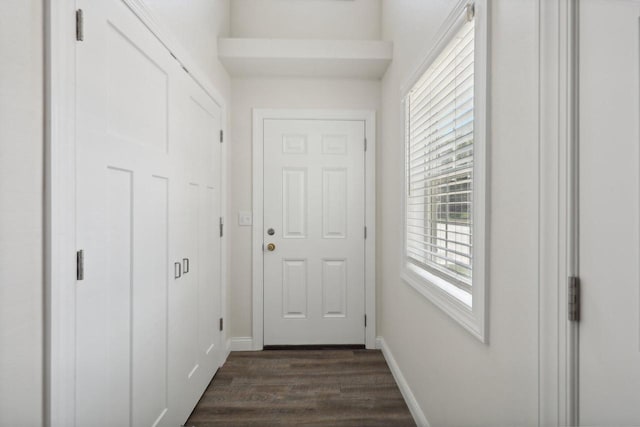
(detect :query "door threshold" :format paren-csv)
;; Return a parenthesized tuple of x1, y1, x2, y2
(263, 344, 366, 351)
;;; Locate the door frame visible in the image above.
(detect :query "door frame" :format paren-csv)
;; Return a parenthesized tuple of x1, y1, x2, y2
(538, 0, 579, 425)
(252, 109, 377, 350)
(45, 1, 229, 425)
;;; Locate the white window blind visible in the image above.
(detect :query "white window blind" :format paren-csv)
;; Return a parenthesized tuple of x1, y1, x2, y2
(405, 16, 475, 291)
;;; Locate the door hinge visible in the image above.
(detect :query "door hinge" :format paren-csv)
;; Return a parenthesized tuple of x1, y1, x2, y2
(364, 138, 367, 152)
(364, 314, 367, 328)
(466, 3, 475, 22)
(219, 217, 224, 237)
(220, 130, 224, 143)
(364, 226, 367, 239)
(76, 250, 85, 281)
(219, 317, 224, 331)
(568, 276, 580, 322)
(75, 9, 84, 41)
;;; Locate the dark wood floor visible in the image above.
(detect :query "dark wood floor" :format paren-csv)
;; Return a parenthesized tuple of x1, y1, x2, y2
(186, 349, 416, 427)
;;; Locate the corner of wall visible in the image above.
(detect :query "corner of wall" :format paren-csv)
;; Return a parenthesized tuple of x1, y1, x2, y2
(377, 337, 430, 427)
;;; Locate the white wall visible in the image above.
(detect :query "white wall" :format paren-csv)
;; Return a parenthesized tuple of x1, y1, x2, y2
(144, 0, 231, 96)
(230, 0, 382, 40)
(229, 78, 381, 337)
(379, 0, 541, 425)
(0, 1, 44, 426)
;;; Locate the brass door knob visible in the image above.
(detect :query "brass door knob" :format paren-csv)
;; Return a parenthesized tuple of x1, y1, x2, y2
(266, 243, 276, 252)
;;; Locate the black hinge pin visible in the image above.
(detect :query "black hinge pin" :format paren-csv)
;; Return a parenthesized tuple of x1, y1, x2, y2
(76, 9, 84, 41)
(77, 250, 84, 281)
(568, 276, 580, 322)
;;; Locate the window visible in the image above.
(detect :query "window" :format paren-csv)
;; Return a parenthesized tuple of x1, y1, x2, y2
(401, 0, 487, 342)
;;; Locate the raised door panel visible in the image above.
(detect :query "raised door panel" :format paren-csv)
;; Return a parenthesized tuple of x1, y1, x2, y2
(322, 259, 347, 318)
(283, 134, 308, 154)
(322, 168, 348, 239)
(199, 186, 221, 358)
(132, 175, 169, 427)
(106, 23, 168, 152)
(282, 259, 308, 318)
(282, 168, 308, 239)
(76, 167, 133, 427)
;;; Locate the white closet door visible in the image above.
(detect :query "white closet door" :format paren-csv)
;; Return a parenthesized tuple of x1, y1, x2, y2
(75, 1, 223, 426)
(167, 68, 223, 426)
(578, 0, 640, 424)
(75, 1, 175, 425)
(263, 119, 366, 345)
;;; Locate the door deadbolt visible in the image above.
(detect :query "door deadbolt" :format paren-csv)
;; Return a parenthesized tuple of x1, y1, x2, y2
(266, 243, 276, 252)
(267, 228, 275, 236)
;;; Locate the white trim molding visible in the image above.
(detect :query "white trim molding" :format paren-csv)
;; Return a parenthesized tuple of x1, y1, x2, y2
(538, 0, 580, 425)
(399, 0, 490, 343)
(45, 2, 78, 426)
(225, 338, 232, 358)
(230, 337, 255, 352)
(218, 38, 393, 79)
(46, 1, 230, 425)
(123, 0, 227, 110)
(252, 109, 377, 350)
(376, 337, 430, 427)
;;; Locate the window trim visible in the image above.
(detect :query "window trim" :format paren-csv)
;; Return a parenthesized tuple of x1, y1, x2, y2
(400, 0, 489, 343)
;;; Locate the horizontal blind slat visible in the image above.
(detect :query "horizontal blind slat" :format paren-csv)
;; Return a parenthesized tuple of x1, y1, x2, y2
(409, 60, 474, 124)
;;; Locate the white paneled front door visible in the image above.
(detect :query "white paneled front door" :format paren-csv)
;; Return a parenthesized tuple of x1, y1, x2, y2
(263, 119, 366, 345)
(578, 0, 640, 424)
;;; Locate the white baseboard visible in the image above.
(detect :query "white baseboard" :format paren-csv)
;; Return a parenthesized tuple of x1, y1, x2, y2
(225, 338, 232, 359)
(230, 337, 254, 351)
(376, 336, 430, 427)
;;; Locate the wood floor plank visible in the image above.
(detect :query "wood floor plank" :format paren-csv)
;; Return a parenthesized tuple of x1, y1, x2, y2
(186, 350, 415, 427)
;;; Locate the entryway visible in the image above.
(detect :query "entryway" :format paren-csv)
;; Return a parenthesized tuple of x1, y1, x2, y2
(251, 110, 377, 349)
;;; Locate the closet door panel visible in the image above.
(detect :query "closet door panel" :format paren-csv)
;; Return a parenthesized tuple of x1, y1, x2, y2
(185, 80, 223, 376)
(167, 73, 223, 425)
(75, 1, 174, 426)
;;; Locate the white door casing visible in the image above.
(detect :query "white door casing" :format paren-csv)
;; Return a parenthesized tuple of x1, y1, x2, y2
(252, 110, 377, 350)
(578, 0, 640, 424)
(263, 119, 366, 345)
(74, 0, 223, 426)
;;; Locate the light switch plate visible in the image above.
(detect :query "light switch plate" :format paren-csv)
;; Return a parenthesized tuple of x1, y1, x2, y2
(238, 211, 252, 226)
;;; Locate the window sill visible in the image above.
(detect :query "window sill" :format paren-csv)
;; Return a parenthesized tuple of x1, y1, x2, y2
(401, 262, 486, 343)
